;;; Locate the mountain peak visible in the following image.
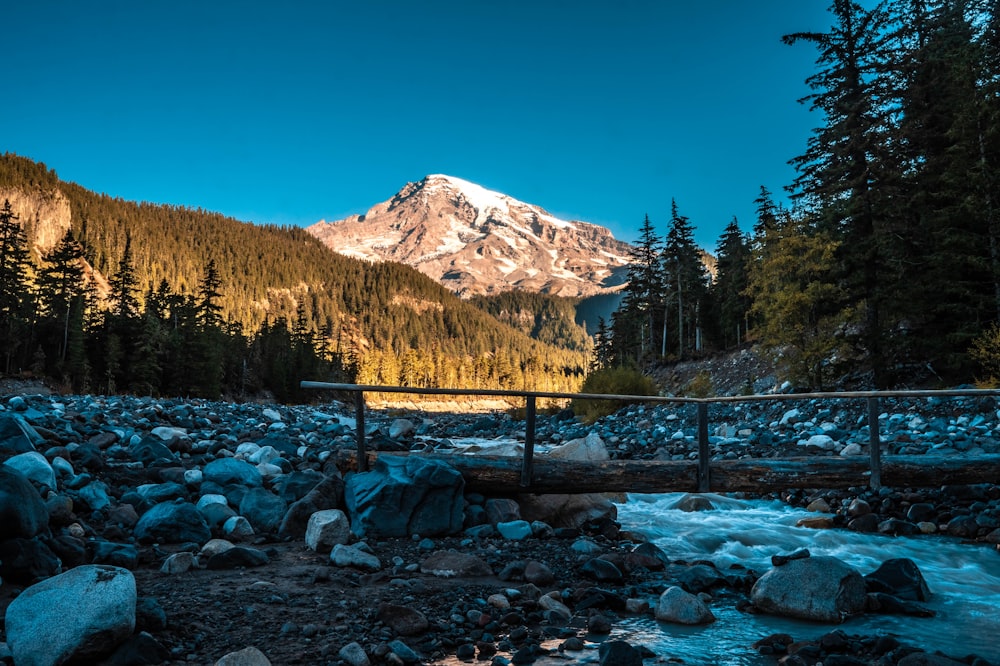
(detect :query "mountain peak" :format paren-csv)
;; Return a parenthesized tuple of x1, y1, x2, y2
(307, 177, 632, 298)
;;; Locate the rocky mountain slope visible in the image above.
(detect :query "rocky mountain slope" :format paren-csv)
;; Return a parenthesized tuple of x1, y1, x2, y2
(307, 175, 634, 298)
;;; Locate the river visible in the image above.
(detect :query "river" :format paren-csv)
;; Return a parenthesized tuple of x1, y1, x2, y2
(604, 492, 1000, 665)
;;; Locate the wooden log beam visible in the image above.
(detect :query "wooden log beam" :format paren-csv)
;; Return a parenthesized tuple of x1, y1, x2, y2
(333, 451, 1000, 495)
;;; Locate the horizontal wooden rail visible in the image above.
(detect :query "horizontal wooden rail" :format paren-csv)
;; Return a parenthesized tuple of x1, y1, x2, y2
(301, 381, 1000, 494)
(300, 381, 1000, 404)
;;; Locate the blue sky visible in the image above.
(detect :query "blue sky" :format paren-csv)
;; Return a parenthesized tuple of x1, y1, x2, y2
(5, 1, 834, 249)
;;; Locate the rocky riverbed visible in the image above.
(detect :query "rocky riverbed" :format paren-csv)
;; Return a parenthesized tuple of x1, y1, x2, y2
(1, 388, 999, 666)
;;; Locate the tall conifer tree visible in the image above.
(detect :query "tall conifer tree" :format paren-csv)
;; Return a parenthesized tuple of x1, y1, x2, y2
(662, 200, 708, 358)
(710, 218, 752, 349)
(0, 199, 33, 373)
(783, 0, 899, 386)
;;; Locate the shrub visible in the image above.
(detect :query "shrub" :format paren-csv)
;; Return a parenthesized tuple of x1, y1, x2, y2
(571, 366, 659, 423)
(684, 370, 714, 398)
(970, 323, 1000, 387)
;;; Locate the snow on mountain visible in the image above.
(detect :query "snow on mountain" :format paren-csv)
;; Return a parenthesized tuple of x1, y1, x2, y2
(306, 175, 633, 298)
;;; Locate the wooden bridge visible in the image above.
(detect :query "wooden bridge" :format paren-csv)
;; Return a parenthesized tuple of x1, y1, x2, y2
(301, 382, 1000, 495)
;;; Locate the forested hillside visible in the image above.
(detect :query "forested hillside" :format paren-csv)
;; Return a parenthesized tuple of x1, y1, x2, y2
(468, 291, 592, 352)
(602, 1, 1000, 390)
(0, 153, 588, 400)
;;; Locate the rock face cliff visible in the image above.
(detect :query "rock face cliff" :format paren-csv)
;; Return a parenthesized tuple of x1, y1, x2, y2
(307, 175, 633, 298)
(0, 187, 72, 255)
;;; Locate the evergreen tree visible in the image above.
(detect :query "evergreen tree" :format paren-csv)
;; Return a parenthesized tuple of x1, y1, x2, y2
(589, 316, 613, 372)
(611, 215, 664, 365)
(0, 199, 33, 373)
(710, 217, 752, 349)
(107, 232, 141, 321)
(783, 0, 900, 386)
(101, 232, 143, 391)
(36, 228, 86, 365)
(196, 258, 223, 330)
(891, 0, 996, 374)
(746, 217, 849, 388)
(662, 200, 708, 358)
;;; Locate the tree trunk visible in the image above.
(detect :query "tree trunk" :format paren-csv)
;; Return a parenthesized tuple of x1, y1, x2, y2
(334, 451, 1000, 495)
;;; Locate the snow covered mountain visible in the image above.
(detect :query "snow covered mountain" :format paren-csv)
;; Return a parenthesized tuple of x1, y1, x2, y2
(306, 175, 633, 298)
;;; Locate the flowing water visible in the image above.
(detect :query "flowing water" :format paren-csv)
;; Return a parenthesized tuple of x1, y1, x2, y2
(607, 493, 1000, 665)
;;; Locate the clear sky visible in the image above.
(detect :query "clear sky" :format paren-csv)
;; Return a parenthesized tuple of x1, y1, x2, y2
(5, 1, 836, 249)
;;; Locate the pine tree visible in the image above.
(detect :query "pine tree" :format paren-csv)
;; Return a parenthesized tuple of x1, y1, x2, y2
(196, 258, 223, 331)
(746, 217, 849, 388)
(36, 228, 86, 365)
(611, 215, 663, 364)
(891, 0, 995, 374)
(662, 200, 708, 359)
(107, 232, 141, 321)
(589, 316, 613, 372)
(0, 199, 33, 373)
(783, 0, 900, 386)
(710, 217, 752, 349)
(102, 231, 143, 391)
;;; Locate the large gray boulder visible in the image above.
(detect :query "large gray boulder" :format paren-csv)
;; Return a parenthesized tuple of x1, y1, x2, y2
(134, 500, 212, 545)
(751, 555, 867, 622)
(655, 586, 716, 625)
(518, 493, 617, 529)
(305, 509, 351, 553)
(0, 465, 49, 540)
(203, 458, 263, 487)
(5, 565, 137, 666)
(3, 451, 56, 489)
(865, 558, 931, 601)
(517, 433, 617, 528)
(0, 413, 42, 454)
(239, 487, 287, 534)
(345, 455, 464, 537)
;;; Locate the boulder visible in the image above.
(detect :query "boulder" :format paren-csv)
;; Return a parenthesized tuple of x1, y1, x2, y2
(279, 474, 345, 537)
(419, 550, 492, 577)
(203, 458, 262, 488)
(238, 487, 287, 534)
(598, 640, 643, 666)
(272, 469, 325, 503)
(518, 493, 617, 529)
(0, 537, 62, 581)
(484, 497, 521, 524)
(865, 558, 931, 601)
(0, 413, 42, 454)
(3, 451, 56, 489)
(0, 465, 50, 539)
(128, 435, 176, 467)
(547, 432, 610, 461)
(215, 646, 272, 665)
(376, 603, 429, 636)
(518, 433, 616, 528)
(388, 418, 415, 439)
(655, 586, 716, 624)
(751, 555, 866, 622)
(345, 455, 464, 537)
(206, 545, 270, 569)
(5, 565, 136, 666)
(134, 500, 212, 545)
(497, 519, 533, 540)
(305, 509, 351, 553)
(331, 544, 381, 571)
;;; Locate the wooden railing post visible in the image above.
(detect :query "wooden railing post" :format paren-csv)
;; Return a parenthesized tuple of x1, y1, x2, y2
(355, 391, 368, 472)
(697, 401, 710, 492)
(521, 394, 536, 488)
(868, 396, 881, 490)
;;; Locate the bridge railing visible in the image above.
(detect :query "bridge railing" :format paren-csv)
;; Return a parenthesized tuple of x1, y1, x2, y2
(299, 381, 1000, 492)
